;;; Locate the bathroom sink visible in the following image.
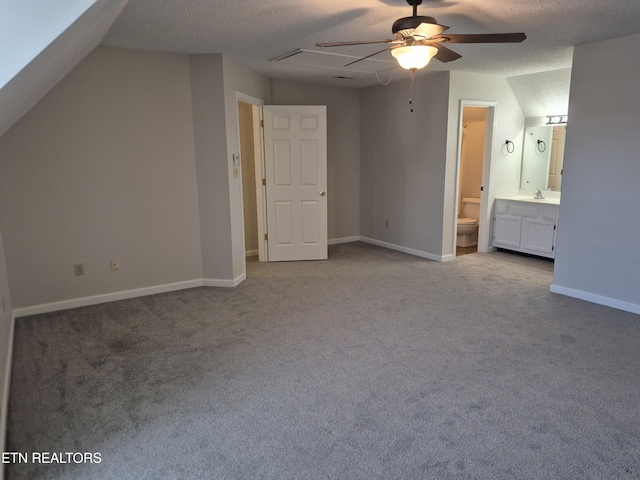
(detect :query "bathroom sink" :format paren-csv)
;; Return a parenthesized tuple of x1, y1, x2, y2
(499, 195, 561, 205)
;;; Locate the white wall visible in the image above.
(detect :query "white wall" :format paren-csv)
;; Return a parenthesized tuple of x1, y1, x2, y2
(0, 47, 203, 310)
(270, 80, 361, 242)
(552, 33, 640, 314)
(446, 72, 525, 256)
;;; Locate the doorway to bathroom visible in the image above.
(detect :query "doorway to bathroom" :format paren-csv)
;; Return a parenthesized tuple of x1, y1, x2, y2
(456, 105, 488, 257)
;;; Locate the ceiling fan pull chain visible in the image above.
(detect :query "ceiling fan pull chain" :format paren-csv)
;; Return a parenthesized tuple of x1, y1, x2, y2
(409, 68, 416, 112)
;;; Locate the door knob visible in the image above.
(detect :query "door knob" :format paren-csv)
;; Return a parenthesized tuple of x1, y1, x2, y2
(320, 190, 326, 196)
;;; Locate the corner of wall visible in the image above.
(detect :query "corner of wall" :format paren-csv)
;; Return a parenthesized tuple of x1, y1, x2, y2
(0, 311, 15, 468)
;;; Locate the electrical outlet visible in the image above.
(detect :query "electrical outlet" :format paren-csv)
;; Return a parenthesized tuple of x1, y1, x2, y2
(385, 220, 389, 229)
(110, 258, 120, 271)
(74, 263, 85, 276)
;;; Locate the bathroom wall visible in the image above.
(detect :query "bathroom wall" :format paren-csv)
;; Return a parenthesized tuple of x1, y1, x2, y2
(238, 100, 258, 256)
(459, 108, 486, 213)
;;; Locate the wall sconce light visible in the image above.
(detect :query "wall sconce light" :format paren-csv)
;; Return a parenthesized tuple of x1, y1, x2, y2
(545, 115, 568, 125)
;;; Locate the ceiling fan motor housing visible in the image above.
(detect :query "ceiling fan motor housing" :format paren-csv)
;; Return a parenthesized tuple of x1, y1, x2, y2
(392, 16, 438, 37)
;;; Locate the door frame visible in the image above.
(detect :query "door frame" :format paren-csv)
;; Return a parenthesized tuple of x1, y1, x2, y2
(236, 92, 267, 262)
(453, 100, 497, 256)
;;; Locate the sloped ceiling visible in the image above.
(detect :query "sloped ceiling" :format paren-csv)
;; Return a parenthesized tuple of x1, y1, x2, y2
(507, 68, 572, 118)
(0, 0, 128, 137)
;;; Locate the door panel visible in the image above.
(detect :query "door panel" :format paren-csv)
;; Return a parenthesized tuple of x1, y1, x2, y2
(263, 106, 327, 261)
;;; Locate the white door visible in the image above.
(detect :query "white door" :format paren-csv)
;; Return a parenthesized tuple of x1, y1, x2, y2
(263, 105, 327, 261)
(548, 126, 566, 192)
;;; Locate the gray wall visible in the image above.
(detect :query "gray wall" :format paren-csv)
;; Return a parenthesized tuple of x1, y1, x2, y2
(270, 80, 361, 242)
(189, 54, 233, 282)
(0, 228, 12, 456)
(0, 46, 203, 309)
(359, 72, 450, 258)
(552, 33, 640, 313)
(221, 57, 271, 282)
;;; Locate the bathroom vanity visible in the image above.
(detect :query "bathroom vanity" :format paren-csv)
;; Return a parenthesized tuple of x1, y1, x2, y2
(493, 196, 560, 259)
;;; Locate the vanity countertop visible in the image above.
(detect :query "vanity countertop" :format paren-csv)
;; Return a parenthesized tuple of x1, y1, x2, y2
(497, 195, 560, 206)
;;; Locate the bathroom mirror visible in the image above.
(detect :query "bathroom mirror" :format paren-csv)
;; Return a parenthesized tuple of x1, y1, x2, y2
(520, 125, 566, 191)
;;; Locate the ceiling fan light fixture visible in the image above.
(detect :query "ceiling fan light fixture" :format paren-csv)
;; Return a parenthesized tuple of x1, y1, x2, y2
(391, 45, 438, 70)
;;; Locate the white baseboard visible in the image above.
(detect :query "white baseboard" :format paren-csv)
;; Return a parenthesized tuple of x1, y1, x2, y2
(13, 279, 203, 318)
(329, 236, 360, 245)
(203, 273, 245, 288)
(245, 249, 259, 257)
(550, 284, 640, 315)
(11, 238, 445, 319)
(12, 275, 251, 319)
(359, 236, 444, 262)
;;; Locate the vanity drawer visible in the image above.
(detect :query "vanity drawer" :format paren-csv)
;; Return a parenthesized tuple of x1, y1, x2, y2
(510, 204, 539, 218)
(541, 207, 558, 221)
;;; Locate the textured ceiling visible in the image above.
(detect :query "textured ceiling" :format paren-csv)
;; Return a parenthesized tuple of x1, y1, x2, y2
(507, 67, 572, 118)
(101, 0, 640, 92)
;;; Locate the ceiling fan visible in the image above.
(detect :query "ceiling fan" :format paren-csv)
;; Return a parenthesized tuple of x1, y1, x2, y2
(316, 0, 526, 70)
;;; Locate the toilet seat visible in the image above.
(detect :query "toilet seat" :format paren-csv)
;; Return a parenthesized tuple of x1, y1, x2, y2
(457, 217, 478, 225)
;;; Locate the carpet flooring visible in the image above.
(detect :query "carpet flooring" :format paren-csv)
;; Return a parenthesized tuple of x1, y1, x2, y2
(6, 242, 640, 479)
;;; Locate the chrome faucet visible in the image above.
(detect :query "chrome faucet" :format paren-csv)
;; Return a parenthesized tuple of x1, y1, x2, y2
(534, 189, 545, 199)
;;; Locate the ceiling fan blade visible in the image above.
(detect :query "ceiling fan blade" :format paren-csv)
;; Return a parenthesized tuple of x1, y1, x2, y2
(344, 46, 392, 67)
(316, 39, 395, 48)
(431, 43, 462, 63)
(434, 32, 526, 43)
(411, 22, 449, 40)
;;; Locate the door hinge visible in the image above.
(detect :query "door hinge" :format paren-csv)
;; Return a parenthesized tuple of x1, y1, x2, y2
(262, 178, 266, 186)
(260, 119, 264, 128)
(264, 233, 268, 241)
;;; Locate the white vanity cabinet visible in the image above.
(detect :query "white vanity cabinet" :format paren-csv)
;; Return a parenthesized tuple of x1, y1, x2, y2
(493, 198, 559, 259)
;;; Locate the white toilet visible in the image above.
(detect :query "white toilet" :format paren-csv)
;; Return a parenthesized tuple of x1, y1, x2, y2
(457, 197, 480, 247)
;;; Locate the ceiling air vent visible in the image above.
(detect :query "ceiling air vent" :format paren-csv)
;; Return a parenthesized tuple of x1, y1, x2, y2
(270, 49, 394, 74)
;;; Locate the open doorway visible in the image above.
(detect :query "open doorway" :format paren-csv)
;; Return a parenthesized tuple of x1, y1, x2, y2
(457, 106, 487, 256)
(236, 93, 267, 269)
(236, 97, 328, 266)
(454, 101, 496, 258)
(238, 100, 259, 259)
